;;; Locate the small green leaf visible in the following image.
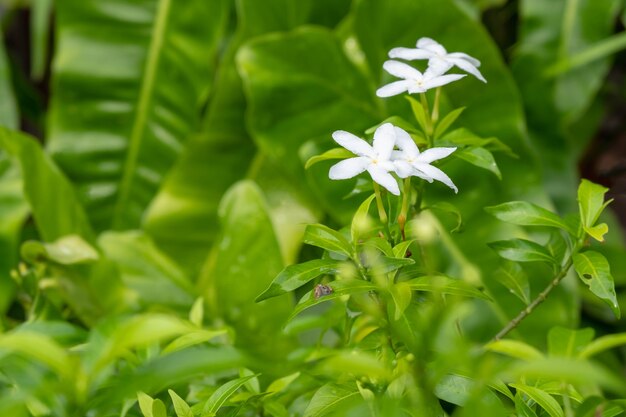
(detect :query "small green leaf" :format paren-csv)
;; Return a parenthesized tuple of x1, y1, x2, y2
(434, 374, 472, 406)
(303, 224, 352, 258)
(0, 331, 72, 379)
(351, 194, 376, 244)
(579, 333, 626, 359)
(515, 392, 539, 417)
(21, 235, 99, 265)
(318, 352, 390, 379)
(152, 399, 167, 417)
(485, 202, 574, 234)
(202, 375, 258, 416)
(361, 237, 394, 257)
(303, 383, 360, 417)
(266, 372, 300, 395)
(404, 275, 490, 300)
(426, 202, 463, 233)
(256, 259, 343, 302)
(189, 297, 204, 328)
(169, 390, 193, 417)
(392, 240, 414, 258)
(371, 256, 415, 274)
(547, 327, 594, 358)
(454, 146, 501, 179)
(137, 392, 154, 417)
(239, 368, 260, 394)
(572, 251, 620, 318)
(439, 128, 516, 158)
(288, 279, 377, 321)
(406, 96, 428, 134)
(305, 148, 354, 170)
(485, 340, 544, 361)
(390, 281, 412, 320)
(495, 262, 530, 305)
(488, 239, 556, 264)
(162, 329, 227, 354)
(365, 116, 426, 145)
(578, 179, 612, 242)
(509, 384, 564, 417)
(434, 107, 465, 139)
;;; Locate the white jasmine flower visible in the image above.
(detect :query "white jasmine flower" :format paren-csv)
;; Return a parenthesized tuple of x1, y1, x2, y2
(391, 126, 458, 193)
(329, 123, 400, 195)
(389, 37, 486, 83)
(376, 60, 466, 98)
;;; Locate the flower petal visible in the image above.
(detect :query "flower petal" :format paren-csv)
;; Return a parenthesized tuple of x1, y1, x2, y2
(412, 163, 457, 193)
(393, 126, 419, 157)
(425, 57, 453, 77)
(417, 147, 456, 163)
(449, 57, 486, 83)
(447, 52, 481, 67)
(416, 37, 446, 55)
(373, 123, 396, 161)
(332, 131, 374, 157)
(389, 47, 433, 61)
(422, 73, 466, 90)
(329, 157, 370, 180)
(376, 80, 411, 97)
(367, 165, 400, 195)
(393, 160, 415, 179)
(383, 60, 422, 80)
(416, 37, 439, 48)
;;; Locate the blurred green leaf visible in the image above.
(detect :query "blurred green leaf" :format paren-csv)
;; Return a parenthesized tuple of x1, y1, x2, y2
(0, 331, 72, 380)
(485, 340, 544, 361)
(22, 235, 99, 265)
(305, 148, 354, 170)
(434, 107, 465, 140)
(202, 375, 258, 416)
(488, 239, 556, 264)
(169, 390, 194, 417)
(390, 281, 412, 320)
(152, 399, 167, 417)
(547, 327, 594, 358)
(303, 383, 360, 417)
(454, 146, 501, 179)
(163, 329, 227, 355)
(30, 0, 53, 80)
(0, 127, 93, 241)
(494, 261, 530, 305)
(189, 298, 204, 328)
(138, 392, 155, 417)
(404, 275, 490, 300)
(510, 384, 563, 417)
(0, 31, 18, 129)
(486, 201, 573, 233)
(406, 96, 429, 134)
(352, 194, 377, 244)
(572, 251, 619, 318)
(579, 333, 626, 359)
(49, 0, 228, 231)
(257, 259, 343, 302)
(304, 224, 353, 258)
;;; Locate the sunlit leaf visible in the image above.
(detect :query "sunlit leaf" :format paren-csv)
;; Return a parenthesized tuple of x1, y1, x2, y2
(202, 375, 258, 416)
(488, 239, 556, 264)
(509, 384, 563, 417)
(573, 251, 619, 317)
(485, 201, 573, 234)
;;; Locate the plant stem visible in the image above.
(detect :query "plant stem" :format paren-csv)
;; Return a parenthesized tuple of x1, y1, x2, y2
(492, 258, 574, 341)
(373, 182, 388, 224)
(432, 87, 441, 125)
(420, 93, 433, 141)
(398, 178, 412, 241)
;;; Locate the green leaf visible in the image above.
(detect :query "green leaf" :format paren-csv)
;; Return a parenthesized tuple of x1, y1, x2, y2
(99, 231, 194, 308)
(372, 256, 415, 274)
(266, 372, 301, 395)
(30, 0, 53, 80)
(426, 202, 463, 233)
(0, 30, 18, 129)
(485, 340, 544, 361)
(578, 179, 612, 241)
(305, 148, 354, 170)
(548, 327, 594, 358)
(0, 331, 73, 380)
(515, 393, 539, 417)
(318, 352, 391, 379)
(405, 96, 429, 134)
(392, 240, 414, 258)
(579, 333, 626, 359)
(190, 297, 204, 328)
(162, 329, 227, 354)
(365, 116, 427, 145)
(304, 224, 353, 258)
(0, 127, 93, 241)
(495, 262, 530, 305)
(137, 392, 154, 417)
(21, 235, 99, 266)
(434, 374, 473, 406)
(509, 384, 564, 417)
(303, 383, 360, 417)
(202, 375, 258, 416)
(49, 0, 227, 230)
(485, 201, 573, 233)
(572, 251, 620, 318)
(454, 146, 501, 179)
(351, 194, 376, 244)
(434, 107, 465, 140)
(256, 259, 343, 302)
(152, 399, 167, 417)
(488, 239, 556, 264)
(439, 128, 516, 157)
(390, 281, 413, 320)
(289, 279, 378, 321)
(404, 275, 490, 300)
(168, 390, 193, 417)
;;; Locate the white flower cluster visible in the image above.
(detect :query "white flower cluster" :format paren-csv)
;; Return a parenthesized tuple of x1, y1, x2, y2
(329, 123, 457, 195)
(328, 38, 484, 195)
(377, 37, 485, 97)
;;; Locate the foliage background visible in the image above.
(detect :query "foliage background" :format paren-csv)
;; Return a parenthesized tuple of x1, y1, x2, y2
(0, 0, 626, 415)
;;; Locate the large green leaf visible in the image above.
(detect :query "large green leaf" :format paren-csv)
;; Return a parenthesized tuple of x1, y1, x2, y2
(48, 0, 228, 231)
(303, 383, 361, 417)
(198, 181, 294, 364)
(0, 127, 93, 241)
(0, 30, 18, 129)
(572, 251, 619, 317)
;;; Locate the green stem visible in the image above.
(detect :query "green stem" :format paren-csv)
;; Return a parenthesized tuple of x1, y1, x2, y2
(373, 182, 390, 240)
(420, 93, 433, 141)
(398, 178, 412, 241)
(492, 257, 574, 341)
(432, 87, 441, 126)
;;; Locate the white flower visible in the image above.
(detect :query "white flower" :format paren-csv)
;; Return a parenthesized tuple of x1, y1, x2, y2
(329, 123, 400, 195)
(389, 37, 486, 83)
(376, 60, 466, 98)
(391, 126, 458, 193)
